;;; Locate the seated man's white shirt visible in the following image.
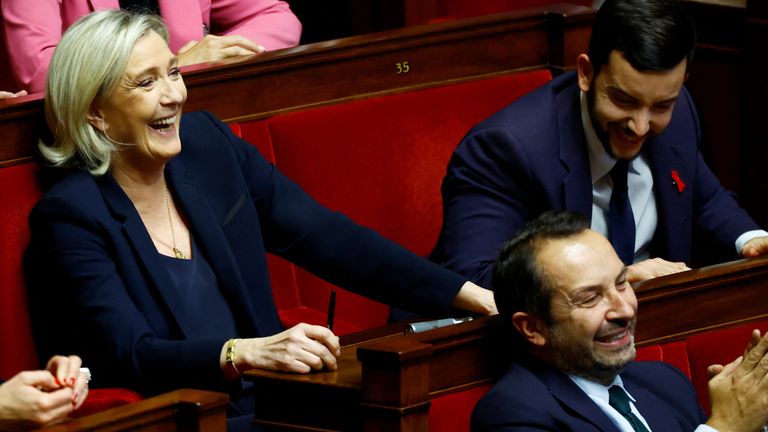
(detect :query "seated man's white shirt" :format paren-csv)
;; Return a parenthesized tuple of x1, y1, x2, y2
(569, 374, 717, 432)
(570, 374, 653, 432)
(580, 91, 768, 260)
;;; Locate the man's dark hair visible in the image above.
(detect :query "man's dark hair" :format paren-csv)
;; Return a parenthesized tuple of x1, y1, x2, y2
(492, 211, 590, 325)
(588, 0, 696, 77)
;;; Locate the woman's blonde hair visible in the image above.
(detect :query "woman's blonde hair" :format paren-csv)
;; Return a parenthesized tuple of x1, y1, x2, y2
(41, 10, 169, 175)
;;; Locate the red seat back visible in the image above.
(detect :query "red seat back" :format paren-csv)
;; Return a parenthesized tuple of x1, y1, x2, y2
(0, 163, 43, 378)
(429, 383, 494, 432)
(686, 321, 768, 414)
(238, 70, 554, 332)
(636, 340, 691, 378)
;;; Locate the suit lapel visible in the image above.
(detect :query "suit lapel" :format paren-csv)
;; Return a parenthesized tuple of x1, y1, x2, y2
(628, 386, 687, 432)
(165, 160, 263, 336)
(537, 366, 621, 432)
(646, 137, 691, 261)
(96, 174, 195, 337)
(558, 84, 593, 219)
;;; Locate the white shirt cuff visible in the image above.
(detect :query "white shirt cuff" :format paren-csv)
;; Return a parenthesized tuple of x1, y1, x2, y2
(695, 424, 719, 432)
(735, 230, 768, 255)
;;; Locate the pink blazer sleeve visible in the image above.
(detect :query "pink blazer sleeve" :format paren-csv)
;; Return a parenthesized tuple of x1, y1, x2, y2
(1, 0, 301, 93)
(2, 0, 68, 93)
(207, 0, 301, 51)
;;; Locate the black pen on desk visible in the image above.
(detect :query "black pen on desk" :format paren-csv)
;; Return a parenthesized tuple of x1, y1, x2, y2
(327, 289, 336, 332)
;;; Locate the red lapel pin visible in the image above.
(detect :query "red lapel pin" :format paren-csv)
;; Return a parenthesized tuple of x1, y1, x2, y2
(671, 169, 686, 193)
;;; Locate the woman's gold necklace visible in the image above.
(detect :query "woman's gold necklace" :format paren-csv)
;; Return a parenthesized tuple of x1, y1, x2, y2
(164, 183, 186, 259)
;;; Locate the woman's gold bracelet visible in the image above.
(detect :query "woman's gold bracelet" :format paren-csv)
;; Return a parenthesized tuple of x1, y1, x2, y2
(225, 338, 241, 375)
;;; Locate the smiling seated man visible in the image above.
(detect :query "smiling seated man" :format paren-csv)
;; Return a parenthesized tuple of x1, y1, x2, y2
(431, 0, 768, 288)
(472, 211, 768, 432)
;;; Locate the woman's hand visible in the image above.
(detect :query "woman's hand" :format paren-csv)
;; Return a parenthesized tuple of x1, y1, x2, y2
(45, 355, 89, 409)
(0, 90, 27, 99)
(222, 324, 341, 377)
(452, 281, 498, 315)
(625, 258, 689, 282)
(0, 355, 88, 431)
(178, 34, 265, 66)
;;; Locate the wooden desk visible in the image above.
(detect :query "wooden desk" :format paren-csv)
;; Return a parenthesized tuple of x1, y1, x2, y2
(245, 255, 768, 431)
(248, 317, 506, 432)
(634, 254, 768, 344)
(36, 389, 228, 432)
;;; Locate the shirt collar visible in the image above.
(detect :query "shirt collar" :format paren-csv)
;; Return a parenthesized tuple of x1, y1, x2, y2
(569, 374, 636, 405)
(580, 90, 619, 184)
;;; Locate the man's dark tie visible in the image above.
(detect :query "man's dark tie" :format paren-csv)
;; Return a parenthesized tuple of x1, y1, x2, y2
(608, 385, 650, 432)
(608, 160, 635, 264)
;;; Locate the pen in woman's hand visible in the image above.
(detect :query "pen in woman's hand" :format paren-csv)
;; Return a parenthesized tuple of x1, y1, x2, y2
(327, 289, 336, 331)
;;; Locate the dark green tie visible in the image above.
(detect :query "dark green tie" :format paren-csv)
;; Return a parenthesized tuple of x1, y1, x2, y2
(608, 385, 650, 432)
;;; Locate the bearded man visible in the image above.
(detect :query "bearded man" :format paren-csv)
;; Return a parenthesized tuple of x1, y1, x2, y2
(430, 0, 768, 288)
(472, 211, 768, 432)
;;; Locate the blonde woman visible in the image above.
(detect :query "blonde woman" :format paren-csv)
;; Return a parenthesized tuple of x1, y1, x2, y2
(26, 9, 496, 422)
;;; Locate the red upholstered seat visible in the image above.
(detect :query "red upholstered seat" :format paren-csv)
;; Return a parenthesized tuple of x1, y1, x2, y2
(0, 164, 42, 379)
(237, 70, 554, 334)
(0, 163, 142, 414)
(635, 344, 662, 362)
(69, 387, 144, 418)
(429, 384, 494, 432)
(237, 120, 276, 164)
(635, 321, 768, 416)
(636, 340, 691, 378)
(686, 321, 768, 414)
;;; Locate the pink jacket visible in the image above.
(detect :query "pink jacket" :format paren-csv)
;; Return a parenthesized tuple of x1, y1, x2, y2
(1, 0, 301, 93)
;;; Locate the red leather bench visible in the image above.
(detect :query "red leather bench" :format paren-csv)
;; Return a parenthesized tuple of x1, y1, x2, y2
(233, 69, 554, 334)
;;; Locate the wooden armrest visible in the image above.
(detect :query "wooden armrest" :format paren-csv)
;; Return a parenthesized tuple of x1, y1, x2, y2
(35, 389, 229, 432)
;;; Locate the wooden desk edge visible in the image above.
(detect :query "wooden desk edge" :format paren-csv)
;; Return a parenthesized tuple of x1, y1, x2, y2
(36, 388, 229, 432)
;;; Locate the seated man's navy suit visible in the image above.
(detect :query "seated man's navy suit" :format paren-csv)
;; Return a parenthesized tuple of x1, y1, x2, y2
(25, 111, 464, 397)
(472, 358, 706, 431)
(432, 71, 759, 287)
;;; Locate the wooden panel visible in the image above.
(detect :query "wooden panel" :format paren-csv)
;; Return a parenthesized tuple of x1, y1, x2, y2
(36, 389, 228, 432)
(634, 255, 768, 344)
(181, 5, 589, 120)
(0, 95, 45, 167)
(403, 0, 594, 27)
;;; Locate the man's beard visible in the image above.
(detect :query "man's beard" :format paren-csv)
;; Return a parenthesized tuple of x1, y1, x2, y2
(585, 87, 652, 161)
(586, 88, 614, 157)
(547, 318, 637, 385)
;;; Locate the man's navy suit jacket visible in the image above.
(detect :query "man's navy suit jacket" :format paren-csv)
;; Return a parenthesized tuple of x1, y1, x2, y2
(432, 71, 759, 287)
(25, 111, 464, 396)
(471, 360, 706, 431)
